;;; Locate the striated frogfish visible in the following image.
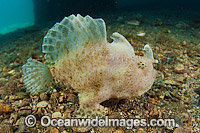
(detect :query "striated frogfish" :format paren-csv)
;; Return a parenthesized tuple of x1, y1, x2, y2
(22, 14, 158, 117)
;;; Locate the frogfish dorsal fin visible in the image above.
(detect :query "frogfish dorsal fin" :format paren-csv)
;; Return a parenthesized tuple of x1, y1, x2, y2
(144, 44, 158, 63)
(110, 32, 135, 56)
(42, 14, 107, 64)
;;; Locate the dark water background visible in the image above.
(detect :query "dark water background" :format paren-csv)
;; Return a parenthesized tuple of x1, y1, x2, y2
(0, 0, 200, 44)
(32, 0, 200, 23)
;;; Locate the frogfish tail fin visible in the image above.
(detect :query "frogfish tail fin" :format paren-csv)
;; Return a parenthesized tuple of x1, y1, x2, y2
(22, 58, 52, 95)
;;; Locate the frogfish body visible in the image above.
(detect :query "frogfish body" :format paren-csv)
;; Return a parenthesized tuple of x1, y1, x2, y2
(22, 14, 158, 117)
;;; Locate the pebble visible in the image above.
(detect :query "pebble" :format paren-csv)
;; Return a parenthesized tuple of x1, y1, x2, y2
(114, 129, 125, 133)
(51, 92, 60, 98)
(0, 104, 12, 113)
(108, 112, 121, 119)
(0, 78, 6, 81)
(137, 32, 145, 37)
(52, 112, 62, 118)
(181, 112, 189, 121)
(16, 117, 26, 132)
(162, 28, 171, 33)
(0, 125, 13, 133)
(45, 127, 59, 133)
(127, 20, 140, 26)
(9, 113, 18, 124)
(159, 95, 164, 99)
(72, 127, 91, 132)
(7, 70, 15, 75)
(181, 41, 187, 46)
(137, 128, 145, 133)
(19, 99, 30, 107)
(162, 79, 179, 85)
(173, 63, 186, 74)
(66, 93, 78, 103)
(18, 110, 32, 116)
(173, 127, 192, 133)
(63, 109, 72, 118)
(59, 95, 64, 102)
(149, 106, 159, 116)
(176, 76, 185, 82)
(37, 101, 48, 108)
(59, 105, 64, 110)
(9, 92, 27, 100)
(0, 87, 3, 95)
(2, 67, 7, 72)
(39, 93, 49, 101)
(19, 106, 32, 110)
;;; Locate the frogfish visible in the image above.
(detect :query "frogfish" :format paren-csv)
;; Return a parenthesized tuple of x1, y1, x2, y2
(22, 14, 158, 117)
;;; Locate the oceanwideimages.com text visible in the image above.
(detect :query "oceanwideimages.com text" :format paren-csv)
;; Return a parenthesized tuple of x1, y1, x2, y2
(25, 115, 177, 129)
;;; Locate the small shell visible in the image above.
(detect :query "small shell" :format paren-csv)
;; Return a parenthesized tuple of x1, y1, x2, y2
(127, 20, 140, 26)
(137, 32, 145, 37)
(52, 112, 62, 118)
(37, 101, 48, 108)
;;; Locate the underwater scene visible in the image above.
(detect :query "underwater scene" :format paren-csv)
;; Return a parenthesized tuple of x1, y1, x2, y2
(0, 0, 199, 132)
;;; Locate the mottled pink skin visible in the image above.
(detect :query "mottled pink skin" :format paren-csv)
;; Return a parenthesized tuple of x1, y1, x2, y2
(51, 42, 157, 117)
